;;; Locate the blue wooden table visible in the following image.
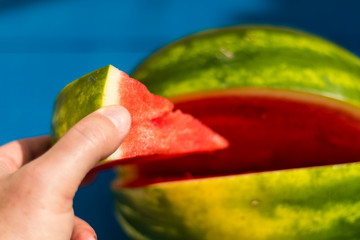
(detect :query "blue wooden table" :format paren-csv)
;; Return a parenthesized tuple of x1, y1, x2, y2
(0, 0, 359, 239)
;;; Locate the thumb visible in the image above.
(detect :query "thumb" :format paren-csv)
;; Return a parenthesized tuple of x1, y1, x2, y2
(34, 105, 131, 197)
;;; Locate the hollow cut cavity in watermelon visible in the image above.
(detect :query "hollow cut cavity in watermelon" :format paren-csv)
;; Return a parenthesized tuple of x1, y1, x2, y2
(51, 65, 228, 170)
(116, 88, 360, 187)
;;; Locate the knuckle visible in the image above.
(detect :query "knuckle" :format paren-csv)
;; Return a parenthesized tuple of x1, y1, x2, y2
(0, 156, 20, 173)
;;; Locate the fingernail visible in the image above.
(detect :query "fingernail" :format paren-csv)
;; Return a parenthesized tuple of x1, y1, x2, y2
(99, 106, 131, 131)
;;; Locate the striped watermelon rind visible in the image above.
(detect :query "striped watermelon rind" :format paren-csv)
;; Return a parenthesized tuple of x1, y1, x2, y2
(114, 162, 360, 240)
(132, 25, 360, 106)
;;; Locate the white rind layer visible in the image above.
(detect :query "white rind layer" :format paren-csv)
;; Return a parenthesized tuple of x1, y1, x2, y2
(103, 65, 125, 160)
(103, 65, 122, 106)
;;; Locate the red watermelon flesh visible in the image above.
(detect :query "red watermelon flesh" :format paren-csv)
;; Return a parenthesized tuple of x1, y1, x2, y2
(116, 89, 360, 187)
(94, 69, 229, 170)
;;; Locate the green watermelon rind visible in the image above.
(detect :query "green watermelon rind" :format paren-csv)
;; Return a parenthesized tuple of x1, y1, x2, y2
(113, 162, 360, 240)
(51, 65, 111, 142)
(132, 25, 360, 106)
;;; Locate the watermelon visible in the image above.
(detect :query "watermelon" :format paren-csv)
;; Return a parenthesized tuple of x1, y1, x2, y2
(112, 26, 360, 239)
(51, 65, 228, 170)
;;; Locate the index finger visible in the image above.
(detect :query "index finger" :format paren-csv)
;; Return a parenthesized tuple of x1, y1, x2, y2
(0, 135, 51, 174)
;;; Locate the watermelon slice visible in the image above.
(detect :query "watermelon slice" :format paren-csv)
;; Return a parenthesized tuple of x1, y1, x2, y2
(51, 65, 228, 169)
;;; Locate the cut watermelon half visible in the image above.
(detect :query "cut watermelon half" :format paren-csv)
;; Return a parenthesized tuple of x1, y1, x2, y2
(51, 65, 229, 170)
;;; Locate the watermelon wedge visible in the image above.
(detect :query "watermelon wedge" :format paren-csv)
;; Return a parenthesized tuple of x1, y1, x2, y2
(51, 65, 228, 169)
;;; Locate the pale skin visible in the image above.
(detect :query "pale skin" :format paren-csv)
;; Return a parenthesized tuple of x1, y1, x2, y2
(0, 106, 131, 240)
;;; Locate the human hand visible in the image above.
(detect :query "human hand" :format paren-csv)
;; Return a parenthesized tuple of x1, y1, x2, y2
(0, 106, 131, 240)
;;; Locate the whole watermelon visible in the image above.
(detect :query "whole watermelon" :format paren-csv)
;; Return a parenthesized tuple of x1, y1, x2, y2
(112, 25, 360, 240)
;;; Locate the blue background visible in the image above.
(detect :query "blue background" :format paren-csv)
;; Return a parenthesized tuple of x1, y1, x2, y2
(0, 0, 359, 239)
